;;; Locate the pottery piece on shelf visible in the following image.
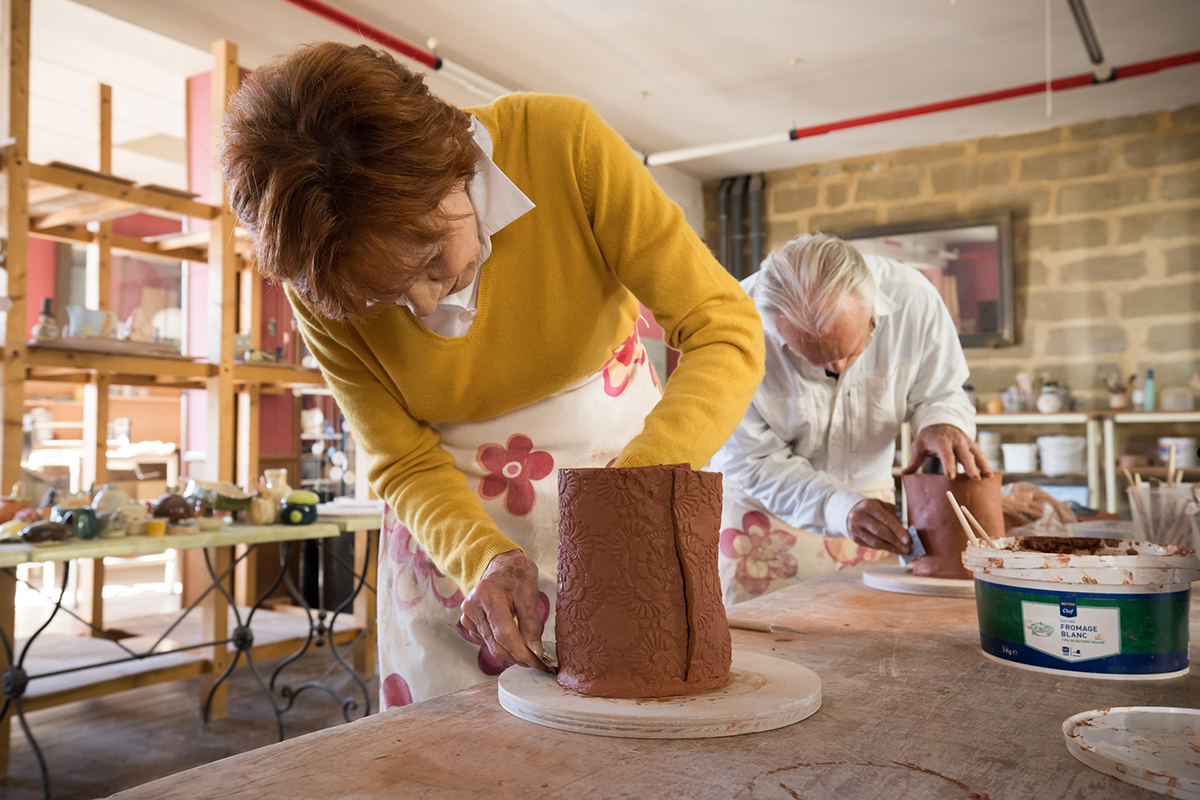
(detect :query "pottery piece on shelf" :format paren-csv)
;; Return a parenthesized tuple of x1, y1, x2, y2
(281, 490, 320, 525)
(263, 469, 293, 523)
(51, 506, 99, 540)
(0, 520, 27, 540)
(30, 298, 60, 342)
(152, 494, 193, 524)
(21, 520, 70, 544)
(248, 479, 276, 526)
(92, 484, 131, 512)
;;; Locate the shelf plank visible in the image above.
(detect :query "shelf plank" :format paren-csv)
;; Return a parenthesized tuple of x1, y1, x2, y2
(27, 161, 217, 220)
(1112, 411, 1200, 424)
(233, 362, 325, 387)
(26, 347, 214, 381)
(976, 412, 1093, 424)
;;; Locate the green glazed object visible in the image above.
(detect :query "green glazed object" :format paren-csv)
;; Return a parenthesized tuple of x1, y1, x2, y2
(280, 502, 317, 525)
(283, 490, 320, 505)
(51, 506, 98, 540)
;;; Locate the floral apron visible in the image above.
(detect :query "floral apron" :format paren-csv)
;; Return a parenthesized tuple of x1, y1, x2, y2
(717, 479, 894, 606)
(378, 331, 662, 709)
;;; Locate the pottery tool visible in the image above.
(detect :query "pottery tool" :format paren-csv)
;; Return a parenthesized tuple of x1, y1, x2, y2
(1167, 444, 1177, 487)
(727, 617, 804, 635)
(945, 490, 980, 546)
(533, 642, 558, 674)
(897, 525, 928, 567)
(961, 506, 998, 549)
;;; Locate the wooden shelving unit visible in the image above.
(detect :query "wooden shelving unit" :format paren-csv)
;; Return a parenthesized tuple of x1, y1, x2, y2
(0, 1, 353, 777)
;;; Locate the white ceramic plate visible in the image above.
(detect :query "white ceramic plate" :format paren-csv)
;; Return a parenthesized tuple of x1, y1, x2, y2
(1063, 706, 1200, 799)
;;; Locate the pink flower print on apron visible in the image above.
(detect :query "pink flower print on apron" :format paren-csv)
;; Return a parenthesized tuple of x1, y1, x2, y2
(377, 329, 662, 708)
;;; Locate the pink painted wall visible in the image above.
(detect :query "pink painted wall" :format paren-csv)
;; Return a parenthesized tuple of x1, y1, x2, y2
(27, 237, 58, 339)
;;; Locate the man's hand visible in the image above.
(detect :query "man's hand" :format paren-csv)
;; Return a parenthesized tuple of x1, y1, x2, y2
(847, 498, 911, 554)
(901, 423, 992, 479)
(459, 550, 546, 670)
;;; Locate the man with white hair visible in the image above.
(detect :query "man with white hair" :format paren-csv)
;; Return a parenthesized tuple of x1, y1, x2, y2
(710, 233, 989, 605)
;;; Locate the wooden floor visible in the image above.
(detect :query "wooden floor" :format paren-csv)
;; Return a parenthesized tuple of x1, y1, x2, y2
(1, 647, 379, 800)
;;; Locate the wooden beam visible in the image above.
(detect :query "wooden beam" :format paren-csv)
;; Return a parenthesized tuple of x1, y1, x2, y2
(77, 558, 106, 637)
(353, 529, 377, 677)
(81, 373, 108, 490)
(0, 0, 31, 775)
(85, 83, 113, 316)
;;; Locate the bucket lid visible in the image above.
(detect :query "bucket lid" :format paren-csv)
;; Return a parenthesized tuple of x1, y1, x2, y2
(963, 538, 1200, 584)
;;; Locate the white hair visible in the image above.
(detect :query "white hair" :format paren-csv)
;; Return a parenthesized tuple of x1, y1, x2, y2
(756, 233, 876, 340)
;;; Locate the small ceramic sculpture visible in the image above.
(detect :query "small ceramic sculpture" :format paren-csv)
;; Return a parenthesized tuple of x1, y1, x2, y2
(248, 478, 276, 525)
(30, 298, 60, 342)
(92, 484, 131, 512)
(280, 490, 320, 525)
(0, 483, 29, 524)
(263, 469, 293, 523)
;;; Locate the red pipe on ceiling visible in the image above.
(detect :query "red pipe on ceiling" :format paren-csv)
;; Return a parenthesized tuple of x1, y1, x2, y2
(276, 0, 1200, 165)
(279, 0, 440, 69)
(786, 49, 1200, 142)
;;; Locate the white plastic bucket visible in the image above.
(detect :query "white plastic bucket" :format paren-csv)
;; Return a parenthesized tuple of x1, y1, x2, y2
(1157, 437, 1198, 469)
(1037, 435, 1086, 477)
(1001, 443, 1039, 473)
(964, 539, 1200, 679)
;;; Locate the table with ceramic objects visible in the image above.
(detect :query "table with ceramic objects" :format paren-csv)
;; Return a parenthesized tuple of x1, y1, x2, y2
(0, 521, 383, 799)
(110, 566, 1200, 800)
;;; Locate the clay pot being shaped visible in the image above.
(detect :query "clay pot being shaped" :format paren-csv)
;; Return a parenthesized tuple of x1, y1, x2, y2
(902, 472, 1003, 580)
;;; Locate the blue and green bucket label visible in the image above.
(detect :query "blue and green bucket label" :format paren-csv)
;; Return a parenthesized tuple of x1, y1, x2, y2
(975, 580, 1190, 675)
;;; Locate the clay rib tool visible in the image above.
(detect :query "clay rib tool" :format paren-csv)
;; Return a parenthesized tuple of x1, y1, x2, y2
(897, 525, 927, 567)
(533, 641, 557, 674)
(727, 617, 803, 635)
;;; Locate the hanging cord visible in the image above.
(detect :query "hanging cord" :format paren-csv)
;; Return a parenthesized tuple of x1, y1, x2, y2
(1045, 0, 1054, 117)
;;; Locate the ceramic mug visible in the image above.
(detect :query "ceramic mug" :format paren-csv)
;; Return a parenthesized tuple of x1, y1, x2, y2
(66, 305, 118, 338)
(51, 506, 98, 540)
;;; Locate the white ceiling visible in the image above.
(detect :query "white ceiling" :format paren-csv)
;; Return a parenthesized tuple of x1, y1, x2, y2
(26, 0, 1200, 189)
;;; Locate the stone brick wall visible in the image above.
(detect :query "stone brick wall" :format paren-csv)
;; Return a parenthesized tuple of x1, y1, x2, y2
(705, 105, 1200, 409)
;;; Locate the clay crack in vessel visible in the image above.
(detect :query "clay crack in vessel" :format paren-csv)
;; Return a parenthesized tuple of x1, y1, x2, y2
(555, 464, 731, 698)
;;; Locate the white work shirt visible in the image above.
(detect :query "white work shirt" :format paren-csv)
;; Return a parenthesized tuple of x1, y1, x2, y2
(708, 255, 976, 537)
(406, 117, 535, 336)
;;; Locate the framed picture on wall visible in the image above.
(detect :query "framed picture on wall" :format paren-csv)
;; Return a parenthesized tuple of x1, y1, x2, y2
(840, 212, 1015, 349)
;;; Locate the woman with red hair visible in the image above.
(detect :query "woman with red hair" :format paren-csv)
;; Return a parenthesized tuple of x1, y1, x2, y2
(221, 42, 763, 707)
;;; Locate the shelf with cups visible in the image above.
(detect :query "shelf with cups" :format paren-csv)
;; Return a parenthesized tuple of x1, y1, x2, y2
(1102, 410, 1200, 518)
(974, 412, 1104, 510)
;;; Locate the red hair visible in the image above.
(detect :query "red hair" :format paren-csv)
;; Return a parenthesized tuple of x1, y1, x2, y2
(220, 42, 479, 320)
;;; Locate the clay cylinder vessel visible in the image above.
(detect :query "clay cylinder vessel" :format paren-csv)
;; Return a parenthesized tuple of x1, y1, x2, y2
(902, 473, 1003, 579)
(555, 465, 731, 698)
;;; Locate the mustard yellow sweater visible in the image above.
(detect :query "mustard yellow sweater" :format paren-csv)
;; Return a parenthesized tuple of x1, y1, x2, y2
(288, 94, 764, 592)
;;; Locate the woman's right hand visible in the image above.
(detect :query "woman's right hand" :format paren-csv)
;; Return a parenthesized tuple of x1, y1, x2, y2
(459, 549, 547, 670)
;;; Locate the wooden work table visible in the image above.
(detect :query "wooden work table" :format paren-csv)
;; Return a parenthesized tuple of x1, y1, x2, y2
(111, 567, 1199, 799)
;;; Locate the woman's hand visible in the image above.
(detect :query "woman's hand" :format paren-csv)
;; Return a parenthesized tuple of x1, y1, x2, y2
(459, 550, 547, 670)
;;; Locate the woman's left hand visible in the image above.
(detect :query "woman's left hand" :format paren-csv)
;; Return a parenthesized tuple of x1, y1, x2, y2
(460, 550, 547, 670)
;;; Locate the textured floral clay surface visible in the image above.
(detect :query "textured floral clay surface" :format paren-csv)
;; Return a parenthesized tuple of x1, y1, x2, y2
(555, 465, 731, 698)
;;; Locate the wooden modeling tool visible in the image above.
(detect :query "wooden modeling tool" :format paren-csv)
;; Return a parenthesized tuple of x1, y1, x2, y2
(945, 490, 980, 546)
(961, 506, 998, 549)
